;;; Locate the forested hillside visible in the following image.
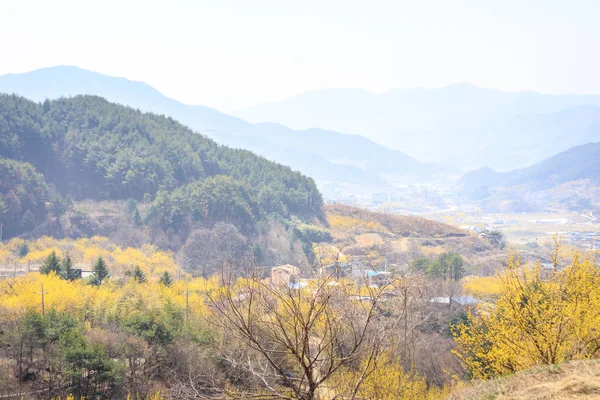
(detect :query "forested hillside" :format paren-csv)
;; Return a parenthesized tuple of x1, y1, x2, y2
(0, 94, 323, 263)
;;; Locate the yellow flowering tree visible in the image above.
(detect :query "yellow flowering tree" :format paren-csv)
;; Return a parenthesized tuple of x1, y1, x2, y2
(453, 253, 600, 380)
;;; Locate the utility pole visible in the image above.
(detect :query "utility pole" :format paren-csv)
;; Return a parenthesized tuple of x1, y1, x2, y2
(41, 283, 46, 317)
(185, 282, 189, 323)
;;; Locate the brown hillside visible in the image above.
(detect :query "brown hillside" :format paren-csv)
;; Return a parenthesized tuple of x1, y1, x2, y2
(320, 204, 504, 274)
(325, 204, 468, 238)
(450, 359, 600, 400)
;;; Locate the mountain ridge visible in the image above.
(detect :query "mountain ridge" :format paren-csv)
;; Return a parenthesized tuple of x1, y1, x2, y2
(0, 66, 445, 188)
(236, 85, 600, 170)
(460, 142, 600, 192)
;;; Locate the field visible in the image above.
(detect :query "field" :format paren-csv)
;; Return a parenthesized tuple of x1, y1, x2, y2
(423, 209, 599, 248)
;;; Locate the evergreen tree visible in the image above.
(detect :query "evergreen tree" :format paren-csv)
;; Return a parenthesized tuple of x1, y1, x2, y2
(482, 230, 505, 249)
(132, 208, 142, 226)
(126, 198, 138, 214)
(42, 98, 50, 113)
(410, 257, 431, 273)
(49, 194, 67, 219)
(132, 265, 147, 283)
(61, 253, 78, 281)
(40, 251, 61, 275)
(18, 242, 29, 257)
(21, 209, 36, 232)
(90, 256, 109, 286)
(159, 271, 172, 287)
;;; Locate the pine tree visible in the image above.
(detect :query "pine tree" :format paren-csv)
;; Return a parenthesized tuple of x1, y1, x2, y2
(21, 209, 36, 232)
(40, 251, 61, 275)
(132, 265, 147, 283)
(18, 242, 29, 257)
(132, 208, 142, 226)
(91, 256, 109, 286)
(61, 253, 78, 281)
(159, 271, 172, 287)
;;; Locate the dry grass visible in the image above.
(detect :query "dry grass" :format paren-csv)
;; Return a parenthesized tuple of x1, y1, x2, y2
(391, 238, 410, 252)
(450, 359, 600, 400)
(355, 233, 384, 247)
(325, 204, 468, 238)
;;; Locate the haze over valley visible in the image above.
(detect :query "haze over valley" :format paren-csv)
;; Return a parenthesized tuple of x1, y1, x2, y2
(1, 1, 600, 398)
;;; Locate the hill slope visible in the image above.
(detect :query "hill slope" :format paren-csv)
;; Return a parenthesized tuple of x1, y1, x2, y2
(460, 142, 600, 192)
(0, 66, 444, 185)
(237, 85, 600, 170)
(321, 204, 504, 274)
(458, 142, 600, 212)
(0, 94, 322, 244)
(450, 359, 600, 400)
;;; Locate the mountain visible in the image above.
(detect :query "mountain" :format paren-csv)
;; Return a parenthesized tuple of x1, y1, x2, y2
(236, 85, 600, 170)
(0, 94, 322, 243)
(459, 143, 600, 212)
(0, 66, 444, 188)
(460, 142, 600, 192)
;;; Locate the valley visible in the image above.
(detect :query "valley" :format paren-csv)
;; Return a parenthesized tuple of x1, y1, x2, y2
(0, 9, 599, 396)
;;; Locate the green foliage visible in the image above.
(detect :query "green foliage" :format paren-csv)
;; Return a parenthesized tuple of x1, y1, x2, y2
(151, 175, 260, 232)
(49, 193, 72, 218)
(410, 257, 431, 273)
(125, 313, 174, 346)
(132, 265, 147, 283)
(40, 250, 61, 275)
(61, 329, 124, 397)
(159, 271, 173, 287)
(410, 252, 465, 281)
(0, 157, 48, 238)
(91, 256, 109, 285)
(289, 216, 333, 243)
(21, 209, 36, 231)
(481, 229, 505, 249)
(0, 95, 323, 239)
(126, 198, 138, 214)
(61, 253, 79, 281)
(132, 208, 142, 226)
(18, 241, 29, 257)
(253, 243, 264, 264)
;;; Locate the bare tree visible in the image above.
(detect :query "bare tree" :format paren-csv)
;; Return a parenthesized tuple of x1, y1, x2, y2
(181, 223, 249, 277)
(206, 273, 403, 400)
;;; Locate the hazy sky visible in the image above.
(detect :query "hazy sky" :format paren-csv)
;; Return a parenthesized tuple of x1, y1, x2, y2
(1, 0, 599, 111)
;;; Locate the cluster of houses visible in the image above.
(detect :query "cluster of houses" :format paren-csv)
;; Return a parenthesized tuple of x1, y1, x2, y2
(268, 262, 480, 310)
(270, 261, 395, 290)
(568, 231, 600, 250)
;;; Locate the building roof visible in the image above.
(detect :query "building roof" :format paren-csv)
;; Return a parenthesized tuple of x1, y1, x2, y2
(271, 264, 299, 275)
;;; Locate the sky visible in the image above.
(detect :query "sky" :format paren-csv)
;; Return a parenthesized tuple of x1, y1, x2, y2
(1, 0, 599, 112)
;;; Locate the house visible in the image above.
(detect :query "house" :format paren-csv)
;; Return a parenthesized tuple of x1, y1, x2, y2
(271, 264, 299, 287)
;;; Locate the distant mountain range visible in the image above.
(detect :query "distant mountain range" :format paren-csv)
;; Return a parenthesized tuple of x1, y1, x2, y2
(237, 85, 600, 171)
(0, 66, 445, 189)
(460, 142, 600, 192)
